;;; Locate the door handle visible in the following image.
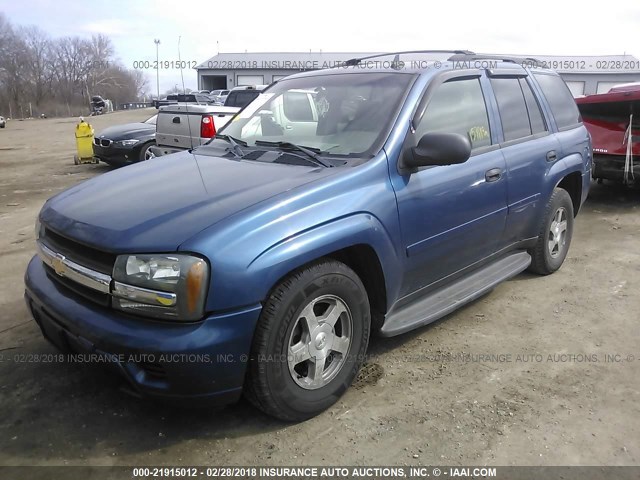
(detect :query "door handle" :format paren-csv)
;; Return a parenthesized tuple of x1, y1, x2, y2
(172, 116, 181, 124)
(485, 168, 502, 182)
(546, 150, 557, 162)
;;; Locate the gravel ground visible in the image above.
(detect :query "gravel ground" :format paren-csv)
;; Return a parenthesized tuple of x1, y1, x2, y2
(0, 109, 638, 467)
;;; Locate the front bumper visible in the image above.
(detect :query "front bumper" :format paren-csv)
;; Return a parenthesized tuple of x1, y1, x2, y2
(24, 256, 261, 405)
(92, 143, 138, 166)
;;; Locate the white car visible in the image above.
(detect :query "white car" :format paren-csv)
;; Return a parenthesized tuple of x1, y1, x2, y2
(0, 116, 5, 128)
(209, 89, 230, 105)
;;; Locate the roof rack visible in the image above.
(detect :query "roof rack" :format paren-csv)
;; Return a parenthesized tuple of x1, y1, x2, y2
(344, 50, 476, 66)
(447, 53, 544, 68)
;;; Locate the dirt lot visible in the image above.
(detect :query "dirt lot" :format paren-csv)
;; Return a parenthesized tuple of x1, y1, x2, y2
(0, 109, 638, 467)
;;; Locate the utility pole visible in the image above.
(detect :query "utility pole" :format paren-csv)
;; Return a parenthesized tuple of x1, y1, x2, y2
(154, 39, 161, 100)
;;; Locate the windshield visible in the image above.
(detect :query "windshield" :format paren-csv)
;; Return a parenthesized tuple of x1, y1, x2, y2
(218, 72, 414, 157)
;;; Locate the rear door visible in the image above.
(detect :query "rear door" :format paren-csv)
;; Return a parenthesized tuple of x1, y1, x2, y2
(487, 73, 559, 243)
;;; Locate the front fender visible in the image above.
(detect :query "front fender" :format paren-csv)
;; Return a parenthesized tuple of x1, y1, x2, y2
(180, 155, 403, 313)
(193, 212, 403, 313)
(246, 213, 403, 307)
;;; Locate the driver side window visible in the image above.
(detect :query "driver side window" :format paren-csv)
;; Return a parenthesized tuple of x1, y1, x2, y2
(416, 78, 492, 150)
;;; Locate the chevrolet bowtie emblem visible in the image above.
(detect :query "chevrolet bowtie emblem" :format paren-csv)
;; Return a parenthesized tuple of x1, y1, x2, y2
(52, 254, 66, 276)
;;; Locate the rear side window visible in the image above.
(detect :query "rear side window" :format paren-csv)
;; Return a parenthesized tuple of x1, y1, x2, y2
(283, 92, 313, 121)
(417, 78, 491, 149)
(519, 78, 547, 134)
(490, 78, 532, 141)
(533, 73, 581, 129)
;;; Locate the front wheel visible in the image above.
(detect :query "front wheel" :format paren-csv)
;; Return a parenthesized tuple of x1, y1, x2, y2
(528, 188, 574, 275)
(244, 259, 370, 421)
(139, 142, 155, 161)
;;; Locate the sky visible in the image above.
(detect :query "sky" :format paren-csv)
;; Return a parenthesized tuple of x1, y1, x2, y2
(2, 0, 640, 95)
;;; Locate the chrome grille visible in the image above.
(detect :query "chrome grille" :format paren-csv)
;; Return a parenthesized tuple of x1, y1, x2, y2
(93, 138, 112, 147)
(41, 228, 116, 274)
(37, 230, 116, 307)
(37, 242, 112, 294)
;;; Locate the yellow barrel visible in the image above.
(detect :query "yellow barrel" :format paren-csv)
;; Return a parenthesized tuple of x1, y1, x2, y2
(74, 118, 95, 164)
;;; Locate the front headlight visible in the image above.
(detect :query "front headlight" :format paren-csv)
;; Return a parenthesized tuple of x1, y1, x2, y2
(112, 254, 209, 321)
(117, 139, 140, 147)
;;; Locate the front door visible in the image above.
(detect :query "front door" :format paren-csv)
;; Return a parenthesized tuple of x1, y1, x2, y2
(393, 75, 508, 296)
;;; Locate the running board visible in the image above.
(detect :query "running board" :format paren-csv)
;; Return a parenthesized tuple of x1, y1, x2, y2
(379, 251, 532, 337)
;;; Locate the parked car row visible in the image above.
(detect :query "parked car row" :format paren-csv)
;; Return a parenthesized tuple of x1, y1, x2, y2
(97, 85, 269, 164)
(30, 51, 591, 421)
(154, 86, 266, 109)
(154, 93, 216, 109)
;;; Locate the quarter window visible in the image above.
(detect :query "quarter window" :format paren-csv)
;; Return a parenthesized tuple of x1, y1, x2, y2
(533, 73, 581, 129)
(417, 78, 492, 150)
(519, 78, 547, 134)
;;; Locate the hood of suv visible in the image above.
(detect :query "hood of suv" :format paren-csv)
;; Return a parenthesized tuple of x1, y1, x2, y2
(40, 151, 337, 253)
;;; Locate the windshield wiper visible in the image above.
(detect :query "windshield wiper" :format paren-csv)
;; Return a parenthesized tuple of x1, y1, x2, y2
(215, 134, 246, 157)
(254, 141, 333, 168)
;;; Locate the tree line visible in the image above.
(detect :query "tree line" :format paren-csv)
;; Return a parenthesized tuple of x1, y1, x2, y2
(0, 13, 149, 119)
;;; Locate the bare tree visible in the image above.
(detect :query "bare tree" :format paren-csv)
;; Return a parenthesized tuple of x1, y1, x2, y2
(0, 15, 152, 118)
(21, 25, 54, 107)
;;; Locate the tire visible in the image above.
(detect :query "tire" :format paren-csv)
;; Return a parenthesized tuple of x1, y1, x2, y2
(528, 188, 574, 275)
(138, 142, 155, 162)
(245, 259, 371, 421)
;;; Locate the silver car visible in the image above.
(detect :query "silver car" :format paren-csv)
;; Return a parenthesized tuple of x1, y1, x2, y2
(208, 89, 230, 105)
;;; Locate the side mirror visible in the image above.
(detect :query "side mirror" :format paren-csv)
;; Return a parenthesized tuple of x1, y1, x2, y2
(401, 132, 471, 171)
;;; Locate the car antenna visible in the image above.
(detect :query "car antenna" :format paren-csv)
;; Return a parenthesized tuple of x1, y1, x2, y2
(178, 36, 207, 192)
(391, 54, 403, 70)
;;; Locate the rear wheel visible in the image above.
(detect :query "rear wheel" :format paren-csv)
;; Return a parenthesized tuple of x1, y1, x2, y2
(528, 188, 574, 275)
(245, 259, 370, 421)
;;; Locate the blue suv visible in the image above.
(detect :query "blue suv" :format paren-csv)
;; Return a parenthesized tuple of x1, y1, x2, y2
(25, 51, 591, 421)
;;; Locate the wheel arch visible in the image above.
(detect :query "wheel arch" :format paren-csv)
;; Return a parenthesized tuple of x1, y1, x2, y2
(248, 215, 399, 331)
(555, 170, 582, 216)
(263, 244, 388, 332)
